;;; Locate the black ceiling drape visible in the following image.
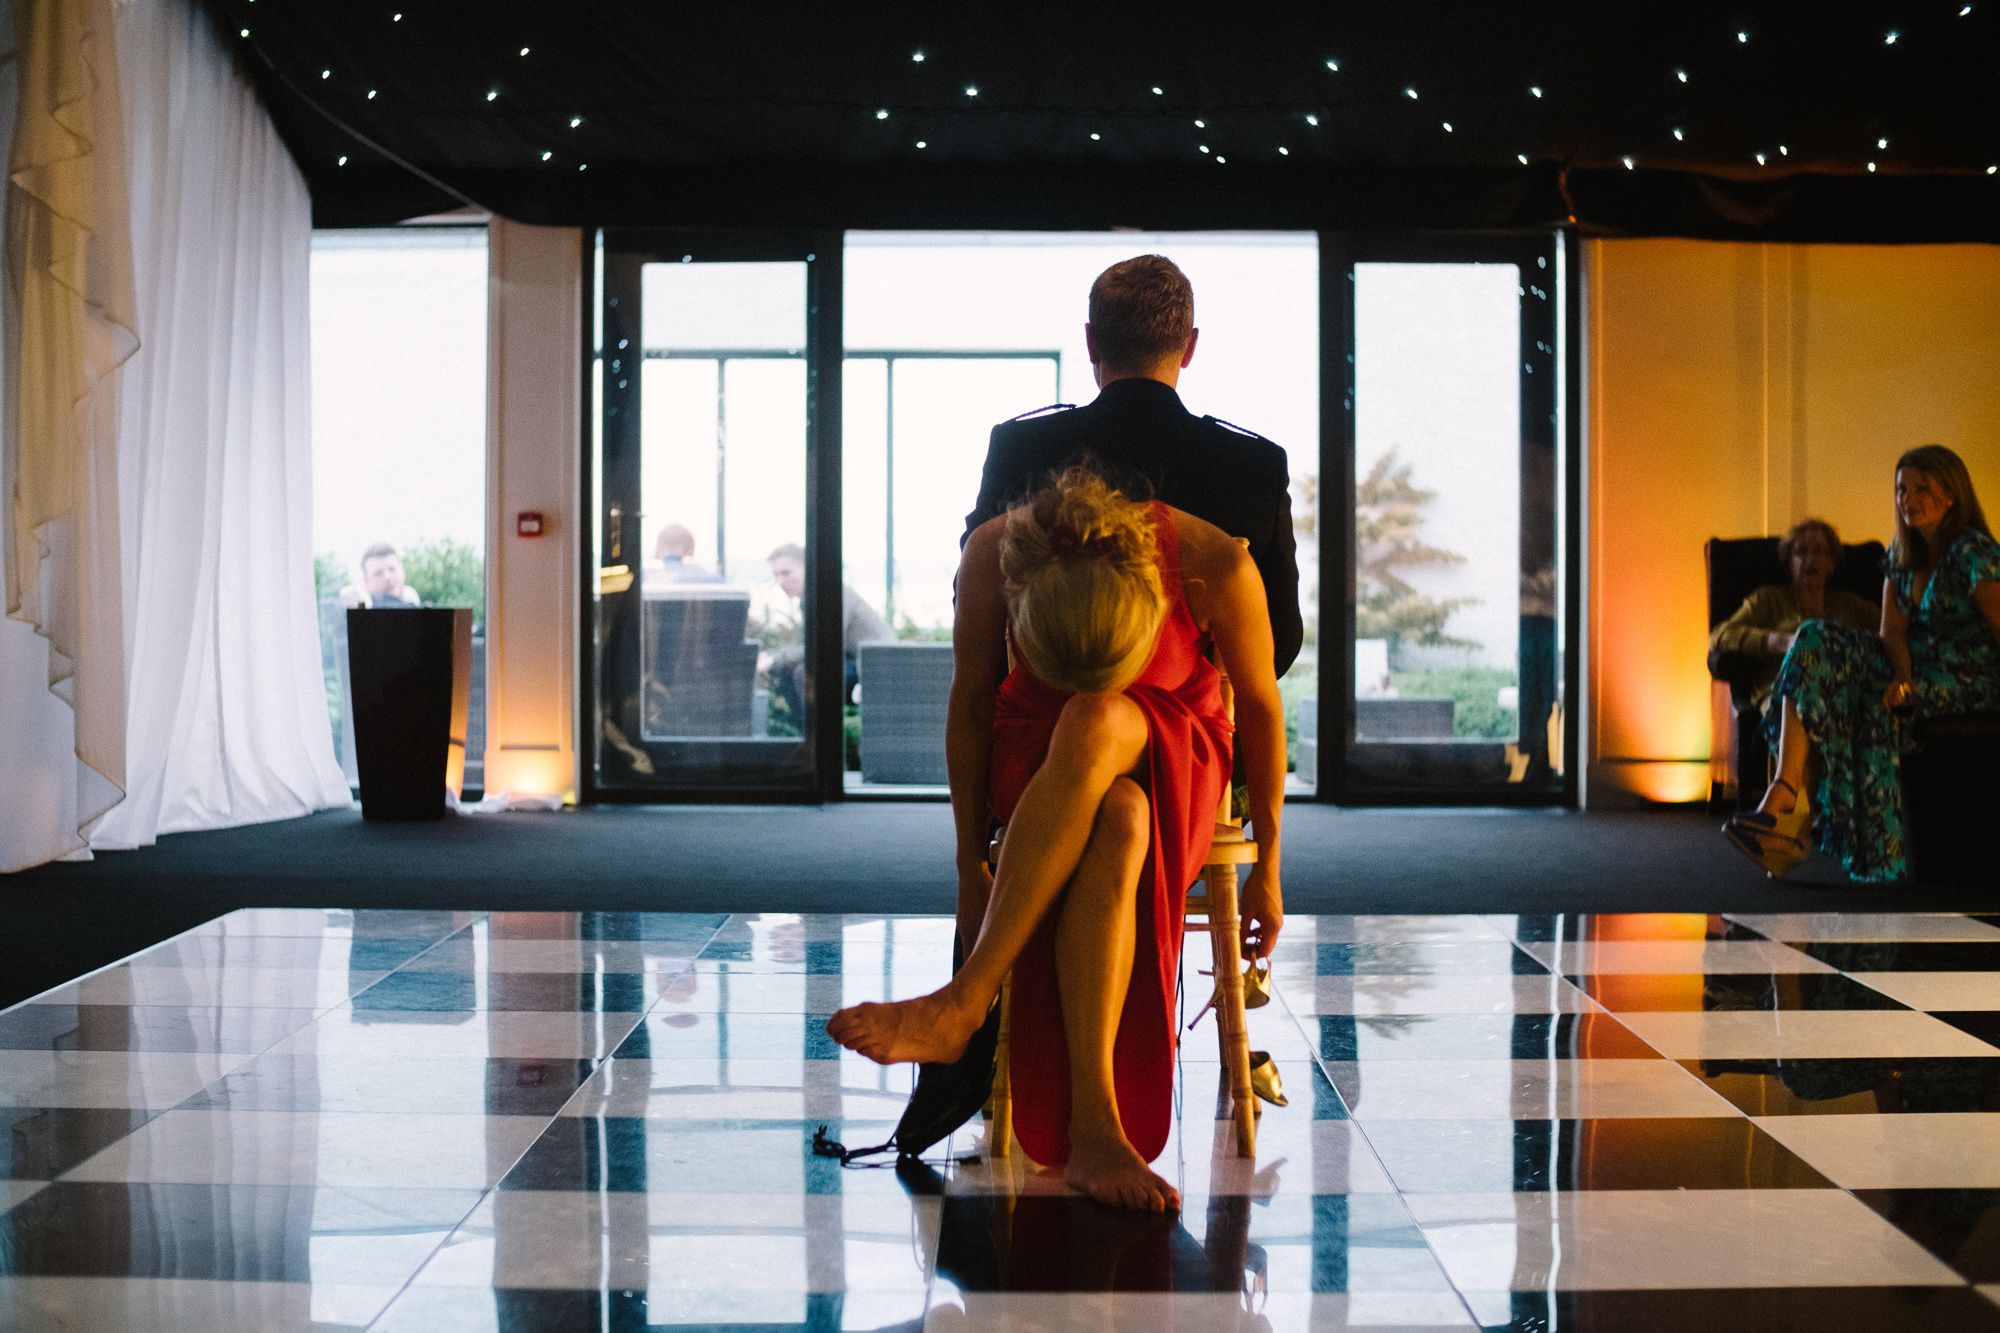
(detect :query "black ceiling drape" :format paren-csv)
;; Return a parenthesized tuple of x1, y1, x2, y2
(198, 0, 2000, 240)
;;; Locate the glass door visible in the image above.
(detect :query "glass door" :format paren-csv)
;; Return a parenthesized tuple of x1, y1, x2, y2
(1330, 234, 1566, 800)
(590, 231, 842, 798)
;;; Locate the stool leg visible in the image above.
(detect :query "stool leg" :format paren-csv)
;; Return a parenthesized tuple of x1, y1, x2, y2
(987, 979, 1013, 1157)
(1204, 862, 1257, 1157)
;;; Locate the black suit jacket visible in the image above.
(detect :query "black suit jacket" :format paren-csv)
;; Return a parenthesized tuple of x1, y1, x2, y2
(963, 378, 1303, 675)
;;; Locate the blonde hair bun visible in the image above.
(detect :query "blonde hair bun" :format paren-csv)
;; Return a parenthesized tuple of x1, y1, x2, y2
(999, 469, 1167, 694)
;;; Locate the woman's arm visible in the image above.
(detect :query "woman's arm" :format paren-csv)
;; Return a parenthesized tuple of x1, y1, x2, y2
(1881, 579, 1915, 710)
(946, 520, 1009, 948)
(1974, 580, 2000, 646)
(1195, 530, 1286, 959)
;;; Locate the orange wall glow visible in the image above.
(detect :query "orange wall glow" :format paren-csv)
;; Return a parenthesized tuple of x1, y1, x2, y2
(1587, 240, 2000, 805)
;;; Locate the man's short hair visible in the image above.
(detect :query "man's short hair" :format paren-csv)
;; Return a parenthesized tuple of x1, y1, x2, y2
(768, 542, 805, 564)
(360, 542, 398, 566)
(1088, 255, 1194, 371)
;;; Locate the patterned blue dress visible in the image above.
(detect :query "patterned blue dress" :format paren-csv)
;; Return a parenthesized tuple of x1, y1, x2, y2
(1769, 528, 2000, 881)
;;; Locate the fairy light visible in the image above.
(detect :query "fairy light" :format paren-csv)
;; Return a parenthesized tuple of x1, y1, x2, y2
(578, 163, 588, 171)
(1529, 85, 1544, 98)
(876, 109, 889, 120)
(1737, 29, 1749, 42)
(367, 90, 377, 100)
(1885, 30, 1899, 43)
(1779, 144, 1789, 155)
(1305, 113, 1319, 126)
(1278, 146, 1290, 155)
(1199, 144, 1210, 154)
(964, 85, 978, 97)
(915, 139, 927, 148)
(570, 116, 583, 128)
(238, 27, 248, 37)
(541, 150, 552, 161)
(519, 46, 530, 56)
(1405, 86, 1419, 99)
(912, 50, 925, 62)
(1325, 59, 1340, 72)
(1194, 119, 1206, 128)
(1623, 155, 1636, 169)
(486, 90, 499, 102)
(337, 155, 348, 166)
(1517, 153, 1529, 164)
(1673, 128, 1685, 141)
(1090, 132, 1101, 141)
(1868, 161, 1878, 171)
(1215, 155, 1227, 163)
(1756, 152, 1767, 165)
(321, 69, 331, 79)
(1151, 85, 1164, 95)
(1442, 121, 1453, 132)
(1878, 137, 1889, 149)
(1675, 69, 1688, 82)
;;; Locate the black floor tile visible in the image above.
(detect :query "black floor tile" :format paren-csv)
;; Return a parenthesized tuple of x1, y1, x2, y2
(351, 969, 656, 1013)
(1569, 971, 1910, 1012)
(1466, 1286, 2000, 1332)
(1511, 914, 1761, 943)
(0, 1181, 481, 1279)
(0, 1003, 321, 1054)
(1792, 941, 2000, 972)
(1680, 1057, 2000, 1114)
(176, 1054, 597, 1115)
(1312, 941, 1548, 976)
(1856, 1188, 2000, 1282)
(1312, 1013, 1658, 1062)
(1364, 1118, 1835, 1192)
(0, 1108, 154, 1180)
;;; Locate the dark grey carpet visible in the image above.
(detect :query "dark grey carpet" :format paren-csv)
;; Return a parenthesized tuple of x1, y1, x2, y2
(3, 803, 1982, 1009)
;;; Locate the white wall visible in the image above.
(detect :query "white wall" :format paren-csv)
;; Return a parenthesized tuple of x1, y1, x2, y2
(483, 221, 581, 800)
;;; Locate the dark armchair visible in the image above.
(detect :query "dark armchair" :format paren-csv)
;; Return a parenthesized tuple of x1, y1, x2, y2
(1704, 536, 1885, 810)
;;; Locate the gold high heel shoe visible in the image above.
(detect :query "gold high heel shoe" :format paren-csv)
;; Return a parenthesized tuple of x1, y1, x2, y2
(1187, 957, 1273, 1029)
(1248, 1051, 1287, 1107)
(1722, 778, 1810, 878)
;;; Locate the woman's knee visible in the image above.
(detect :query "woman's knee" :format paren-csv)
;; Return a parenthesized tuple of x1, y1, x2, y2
(1050, 691, 1146, 763)
(1090, 776, 1150, 860)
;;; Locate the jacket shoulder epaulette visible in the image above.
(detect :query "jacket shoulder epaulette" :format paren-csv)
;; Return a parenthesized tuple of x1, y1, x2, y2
(1005, 402, 1075, 423)
(1203, 414, 1273, 443)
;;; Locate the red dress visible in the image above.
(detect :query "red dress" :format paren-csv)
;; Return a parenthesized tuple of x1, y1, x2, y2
(987, 505, 1234, 1165)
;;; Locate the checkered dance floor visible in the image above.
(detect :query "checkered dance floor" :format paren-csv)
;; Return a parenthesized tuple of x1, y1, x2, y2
(3, 908, 2000, 1330)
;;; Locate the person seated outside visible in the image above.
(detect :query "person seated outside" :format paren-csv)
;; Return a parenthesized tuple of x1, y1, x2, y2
(1710, 517, 1880, 718)
(1724, 445, 2000, 881)
(337, 542, 422, 609)
(647, 523, 724, 584)
(827, 470, 1286, 1212)
(762, 541, 895, 724)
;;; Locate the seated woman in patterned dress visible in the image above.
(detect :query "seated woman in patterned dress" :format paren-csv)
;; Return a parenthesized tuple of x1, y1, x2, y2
(1724, 445, 2000, 881)
(827, 470, 1286, 1212)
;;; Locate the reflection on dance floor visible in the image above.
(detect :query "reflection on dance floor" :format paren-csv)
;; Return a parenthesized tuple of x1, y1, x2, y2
(3, 909, 2000, 1329)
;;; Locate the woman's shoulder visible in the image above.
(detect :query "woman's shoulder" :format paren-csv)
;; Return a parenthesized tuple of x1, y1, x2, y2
(1945, 527, 2000, 582)
(1166, 507, 1250, 571)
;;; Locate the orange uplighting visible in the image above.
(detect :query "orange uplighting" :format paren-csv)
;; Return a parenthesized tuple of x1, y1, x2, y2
(485, 748, 574, 802)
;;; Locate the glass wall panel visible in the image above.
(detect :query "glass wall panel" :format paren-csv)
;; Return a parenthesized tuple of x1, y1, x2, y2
(596, 250, 820, 792)
(309, 227, 489, 793)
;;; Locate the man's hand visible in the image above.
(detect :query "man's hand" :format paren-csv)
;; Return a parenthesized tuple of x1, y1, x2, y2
(1239, 865, 1283, 961)
(1764, 629, 1794, 656)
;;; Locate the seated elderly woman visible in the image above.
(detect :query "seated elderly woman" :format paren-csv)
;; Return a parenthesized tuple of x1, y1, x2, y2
(828, 470, 1285, 1213)
(1724, 445, 2000, 881)
(1711, 517, 1879, 719)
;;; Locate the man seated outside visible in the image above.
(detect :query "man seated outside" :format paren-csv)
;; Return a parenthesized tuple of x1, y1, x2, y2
(648, 523, 725, 584)
(337, 542, 422, 609)
(763, 542, 895, 728)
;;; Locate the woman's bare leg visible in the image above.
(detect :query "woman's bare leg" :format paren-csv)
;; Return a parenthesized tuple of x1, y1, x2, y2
(1756, 698, 1810, 817)
(827, 692, 1149, 1064)
(1051, 775, 1180, 1211)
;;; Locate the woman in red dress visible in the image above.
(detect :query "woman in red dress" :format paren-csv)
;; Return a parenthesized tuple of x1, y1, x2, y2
(828, 470, 1286, 1212)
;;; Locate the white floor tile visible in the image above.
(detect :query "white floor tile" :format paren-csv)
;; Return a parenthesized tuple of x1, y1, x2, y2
(61, 1108, 548, 1188)
(1281, 974, 1601, 1017)
(1730, 912, 2000, 943)
(1517, 940, 1832, 975)
(1752, 1111, 2000, 1188)
(0, 1278, 401, 1332)
(0, 1050, 248, 1109)
(1612, 1008, 1996, 1059)
(1850, 971, 2000, 1011)
(1328, 1059, 1739, 1120)
(267, 1008, 643, 1061)
(1405, 1190, 1960, 1290)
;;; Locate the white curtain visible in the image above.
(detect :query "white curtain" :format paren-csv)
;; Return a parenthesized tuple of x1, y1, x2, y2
(1, 0, 132, 869)
(1, 0, 349, 870)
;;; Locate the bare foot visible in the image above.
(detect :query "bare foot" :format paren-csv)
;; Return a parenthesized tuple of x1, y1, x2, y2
(826, 989, 982, 1065)
(1064, 1125, 1180, 1212)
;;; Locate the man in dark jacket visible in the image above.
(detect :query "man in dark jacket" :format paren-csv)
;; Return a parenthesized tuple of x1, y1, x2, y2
(962, 253, 1303, 675)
